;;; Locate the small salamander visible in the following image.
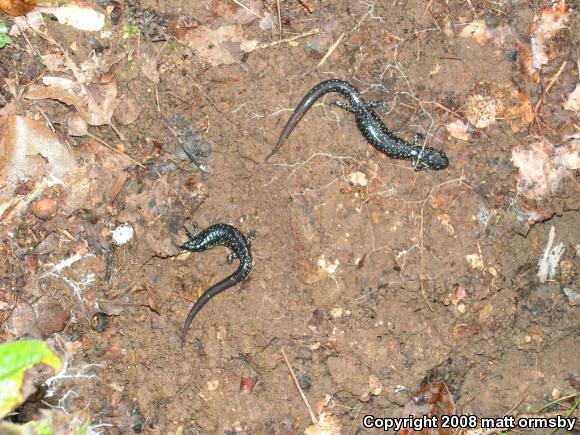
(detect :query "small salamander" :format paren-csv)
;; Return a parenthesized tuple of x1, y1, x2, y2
(266, 79, 449, 170)
(180, 223, 254, 342)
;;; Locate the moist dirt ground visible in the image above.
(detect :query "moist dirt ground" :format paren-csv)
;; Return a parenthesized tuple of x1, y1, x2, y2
(0, 0, 578, 434)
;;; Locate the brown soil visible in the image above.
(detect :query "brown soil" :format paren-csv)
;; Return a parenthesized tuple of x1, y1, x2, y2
(0, 0, 578, 434)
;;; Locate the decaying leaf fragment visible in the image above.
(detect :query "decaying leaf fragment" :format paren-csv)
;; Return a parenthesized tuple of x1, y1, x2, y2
(25, 76, 119, 127)
(0, 113, 79, 219)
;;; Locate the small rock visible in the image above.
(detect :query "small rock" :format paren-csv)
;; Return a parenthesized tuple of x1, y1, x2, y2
(66, 112, 88, 136)
(296, 371, 311, 391)
(369, 374, 382, 396)
(114, 96, 140, 125)
(36, 302, 70, 337)
(31, 197, 58, 220)
(329, 306, 343, 320)
(295, 346, 313, 361)
(112, 223, 134, 245)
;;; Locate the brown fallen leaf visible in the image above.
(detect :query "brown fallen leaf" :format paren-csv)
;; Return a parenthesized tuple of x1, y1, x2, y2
(211, 0, 263, 25)
(304, 413, 341, 435)
(530, 0, 569, 70)
(446, 120, 475, 141)
(0, 114, 79, 219)
(109, 171, 128, 202)
(0, 0, 36, 16)
(239, 375, 258, 394)
(183, 25, 258, 66)
(24, 76, 120, 127)
(511, 139, 579, 201)
(399, 381, 456, 435)
(114, 96, 141, 125)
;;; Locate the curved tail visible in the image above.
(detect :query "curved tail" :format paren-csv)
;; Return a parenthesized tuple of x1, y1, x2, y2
(266, 80, 360, 161)
(181, 272, 239, 344)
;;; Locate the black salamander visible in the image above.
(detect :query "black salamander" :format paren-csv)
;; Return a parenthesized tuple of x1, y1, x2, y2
(266, 79, 449, 170)
(180, 223, 253, 342)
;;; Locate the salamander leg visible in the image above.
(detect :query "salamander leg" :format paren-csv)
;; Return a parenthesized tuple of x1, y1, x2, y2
(334, 99, 388, 113)
(412, 133, 426, 145)
(365, 100, 390, 110)
(184, 222, 198, 240)
(333, 100, 357, 113)
(246, 230, 256, 245)
(226, 252, 237, 264)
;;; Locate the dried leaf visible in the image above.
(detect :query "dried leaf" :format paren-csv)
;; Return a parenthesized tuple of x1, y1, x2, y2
(25, 76, 119, 126)
(0, 0, 36, 16)
(563, 84, 580, 111)
(211, 0, 263, 25)
(41, 53, 68, 72)
(530, 0, 569, 70)
(446, 120, 474, 141)
(109, 171, 128, 202)
(114, 96, 140, 125)
(511, 139, 579, 201)
(239, 375, 258, 394)
(459, 19, 513, 45)
(184, 25, 258, 66)
(399, 381, 456, 435)
(37, 3, 105, 31)
(0, 115, 78, 218)
(304, 413, 342, 435)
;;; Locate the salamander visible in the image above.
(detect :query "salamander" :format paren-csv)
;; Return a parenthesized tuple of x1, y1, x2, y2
(266, 79, 449, 170)
(180, 223, 254, 342)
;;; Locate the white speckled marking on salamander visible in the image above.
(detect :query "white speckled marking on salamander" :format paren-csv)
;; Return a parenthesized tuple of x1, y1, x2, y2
(266, 79, 449, 170)
(180, 223, 253, 343)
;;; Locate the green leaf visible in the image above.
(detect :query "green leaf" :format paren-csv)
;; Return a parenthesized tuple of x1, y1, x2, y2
(0, 33, 12, 49)
(0, 340, 62, 419)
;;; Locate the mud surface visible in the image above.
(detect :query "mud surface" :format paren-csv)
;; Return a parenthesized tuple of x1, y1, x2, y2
(0, 0, 578, 433)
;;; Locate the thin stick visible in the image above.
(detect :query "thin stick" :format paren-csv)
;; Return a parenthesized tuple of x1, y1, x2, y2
(276, 0, 282, 42)
(87, 133, 145, 168)
(230, 0, 261, 19)
(533, 59, 568, 116)
(297, 0, 314, 13)
(257, 28, 320, 49)
(316, 32, 345, 69)
(280, 348, 318, 425)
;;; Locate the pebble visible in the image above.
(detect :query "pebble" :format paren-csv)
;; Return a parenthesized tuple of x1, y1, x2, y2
(296, 372, 311, 392)
(36, 302, 70, 336)
(31, 197, 58, 220)
(295, 346, 313, 361)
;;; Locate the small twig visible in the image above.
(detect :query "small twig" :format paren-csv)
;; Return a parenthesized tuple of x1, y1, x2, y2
(316, 32, 345, 69)
(155, 87, 161, 113)
(230, 0, 262, 19)
(535, 392, 580, 414)
(430, 100, 462, 118)
(533, 59, 568, 117)
(87, 133, 145, 168)
(280, 348, 318, 425)
(13, 22, 42, 58)
(36, 105, 56, 132)
(297, 0, 314, 13)
(276, 0, 282, 42)
(257, 28, 320, 49)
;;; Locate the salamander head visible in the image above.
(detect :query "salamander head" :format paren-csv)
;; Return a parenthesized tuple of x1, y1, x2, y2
(414, 148, 449, 171)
